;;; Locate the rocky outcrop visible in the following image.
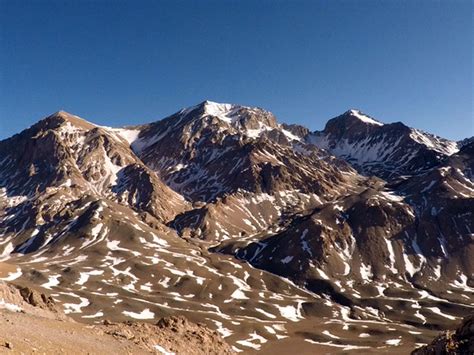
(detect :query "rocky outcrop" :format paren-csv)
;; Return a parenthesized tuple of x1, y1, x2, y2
(103, 316, 234, 354)
(412, 315, 474, 355)
(0, 281, 68, 320)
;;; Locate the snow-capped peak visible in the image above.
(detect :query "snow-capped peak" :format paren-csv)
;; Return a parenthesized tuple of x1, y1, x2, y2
(202, 100, 237, 123)
(41, 110, 97, 131)
(200, 101, 300, 141)
(347, 109, 384, 126)
(51, 110, 90, 122)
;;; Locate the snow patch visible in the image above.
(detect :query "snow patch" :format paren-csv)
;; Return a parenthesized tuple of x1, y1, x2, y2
(349, 110, 384, 126)
(123, 308, 155, 320)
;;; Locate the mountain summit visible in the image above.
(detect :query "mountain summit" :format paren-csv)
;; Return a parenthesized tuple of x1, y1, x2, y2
(308, 110, 459, 179)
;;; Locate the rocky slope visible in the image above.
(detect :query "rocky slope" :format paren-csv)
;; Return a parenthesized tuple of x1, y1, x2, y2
(0, 101, 472, 353)
(0, 278, 232, 354)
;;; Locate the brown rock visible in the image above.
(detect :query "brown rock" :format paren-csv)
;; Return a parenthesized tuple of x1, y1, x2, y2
(412, 315, 474, 355)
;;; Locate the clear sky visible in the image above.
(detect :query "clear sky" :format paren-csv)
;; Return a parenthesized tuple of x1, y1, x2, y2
(1, 0, 472, 140)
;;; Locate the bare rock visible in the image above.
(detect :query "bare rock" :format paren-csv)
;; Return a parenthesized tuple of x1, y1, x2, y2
(101, 315, 234, 354)
(412, 315, 474, 354)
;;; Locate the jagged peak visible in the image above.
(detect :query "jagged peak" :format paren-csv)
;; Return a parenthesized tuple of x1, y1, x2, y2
(201, 101, 237, 122)
(201, 99, 232, 107)
(53, 109, 73, 117)
(177, 100, 233, 120)
(344, 109, 384, 126)
(48, 110, 80, 120)
(177, 100, 276, 129)
(43, 110, 96, 130)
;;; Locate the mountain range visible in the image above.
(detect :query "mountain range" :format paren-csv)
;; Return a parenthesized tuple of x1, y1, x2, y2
(0, 100, 472, 353)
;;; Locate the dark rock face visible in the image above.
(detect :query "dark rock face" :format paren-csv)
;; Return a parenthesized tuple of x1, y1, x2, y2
(281, 123, 310, 138)
(412, 315, 474, 355)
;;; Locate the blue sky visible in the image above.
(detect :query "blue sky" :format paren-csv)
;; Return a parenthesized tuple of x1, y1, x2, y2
(1, 0, 472, 140)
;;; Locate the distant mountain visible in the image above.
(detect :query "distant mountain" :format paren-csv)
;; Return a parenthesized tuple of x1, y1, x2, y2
(0, 102, 472, 353)
(307, 109, 459, 180)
